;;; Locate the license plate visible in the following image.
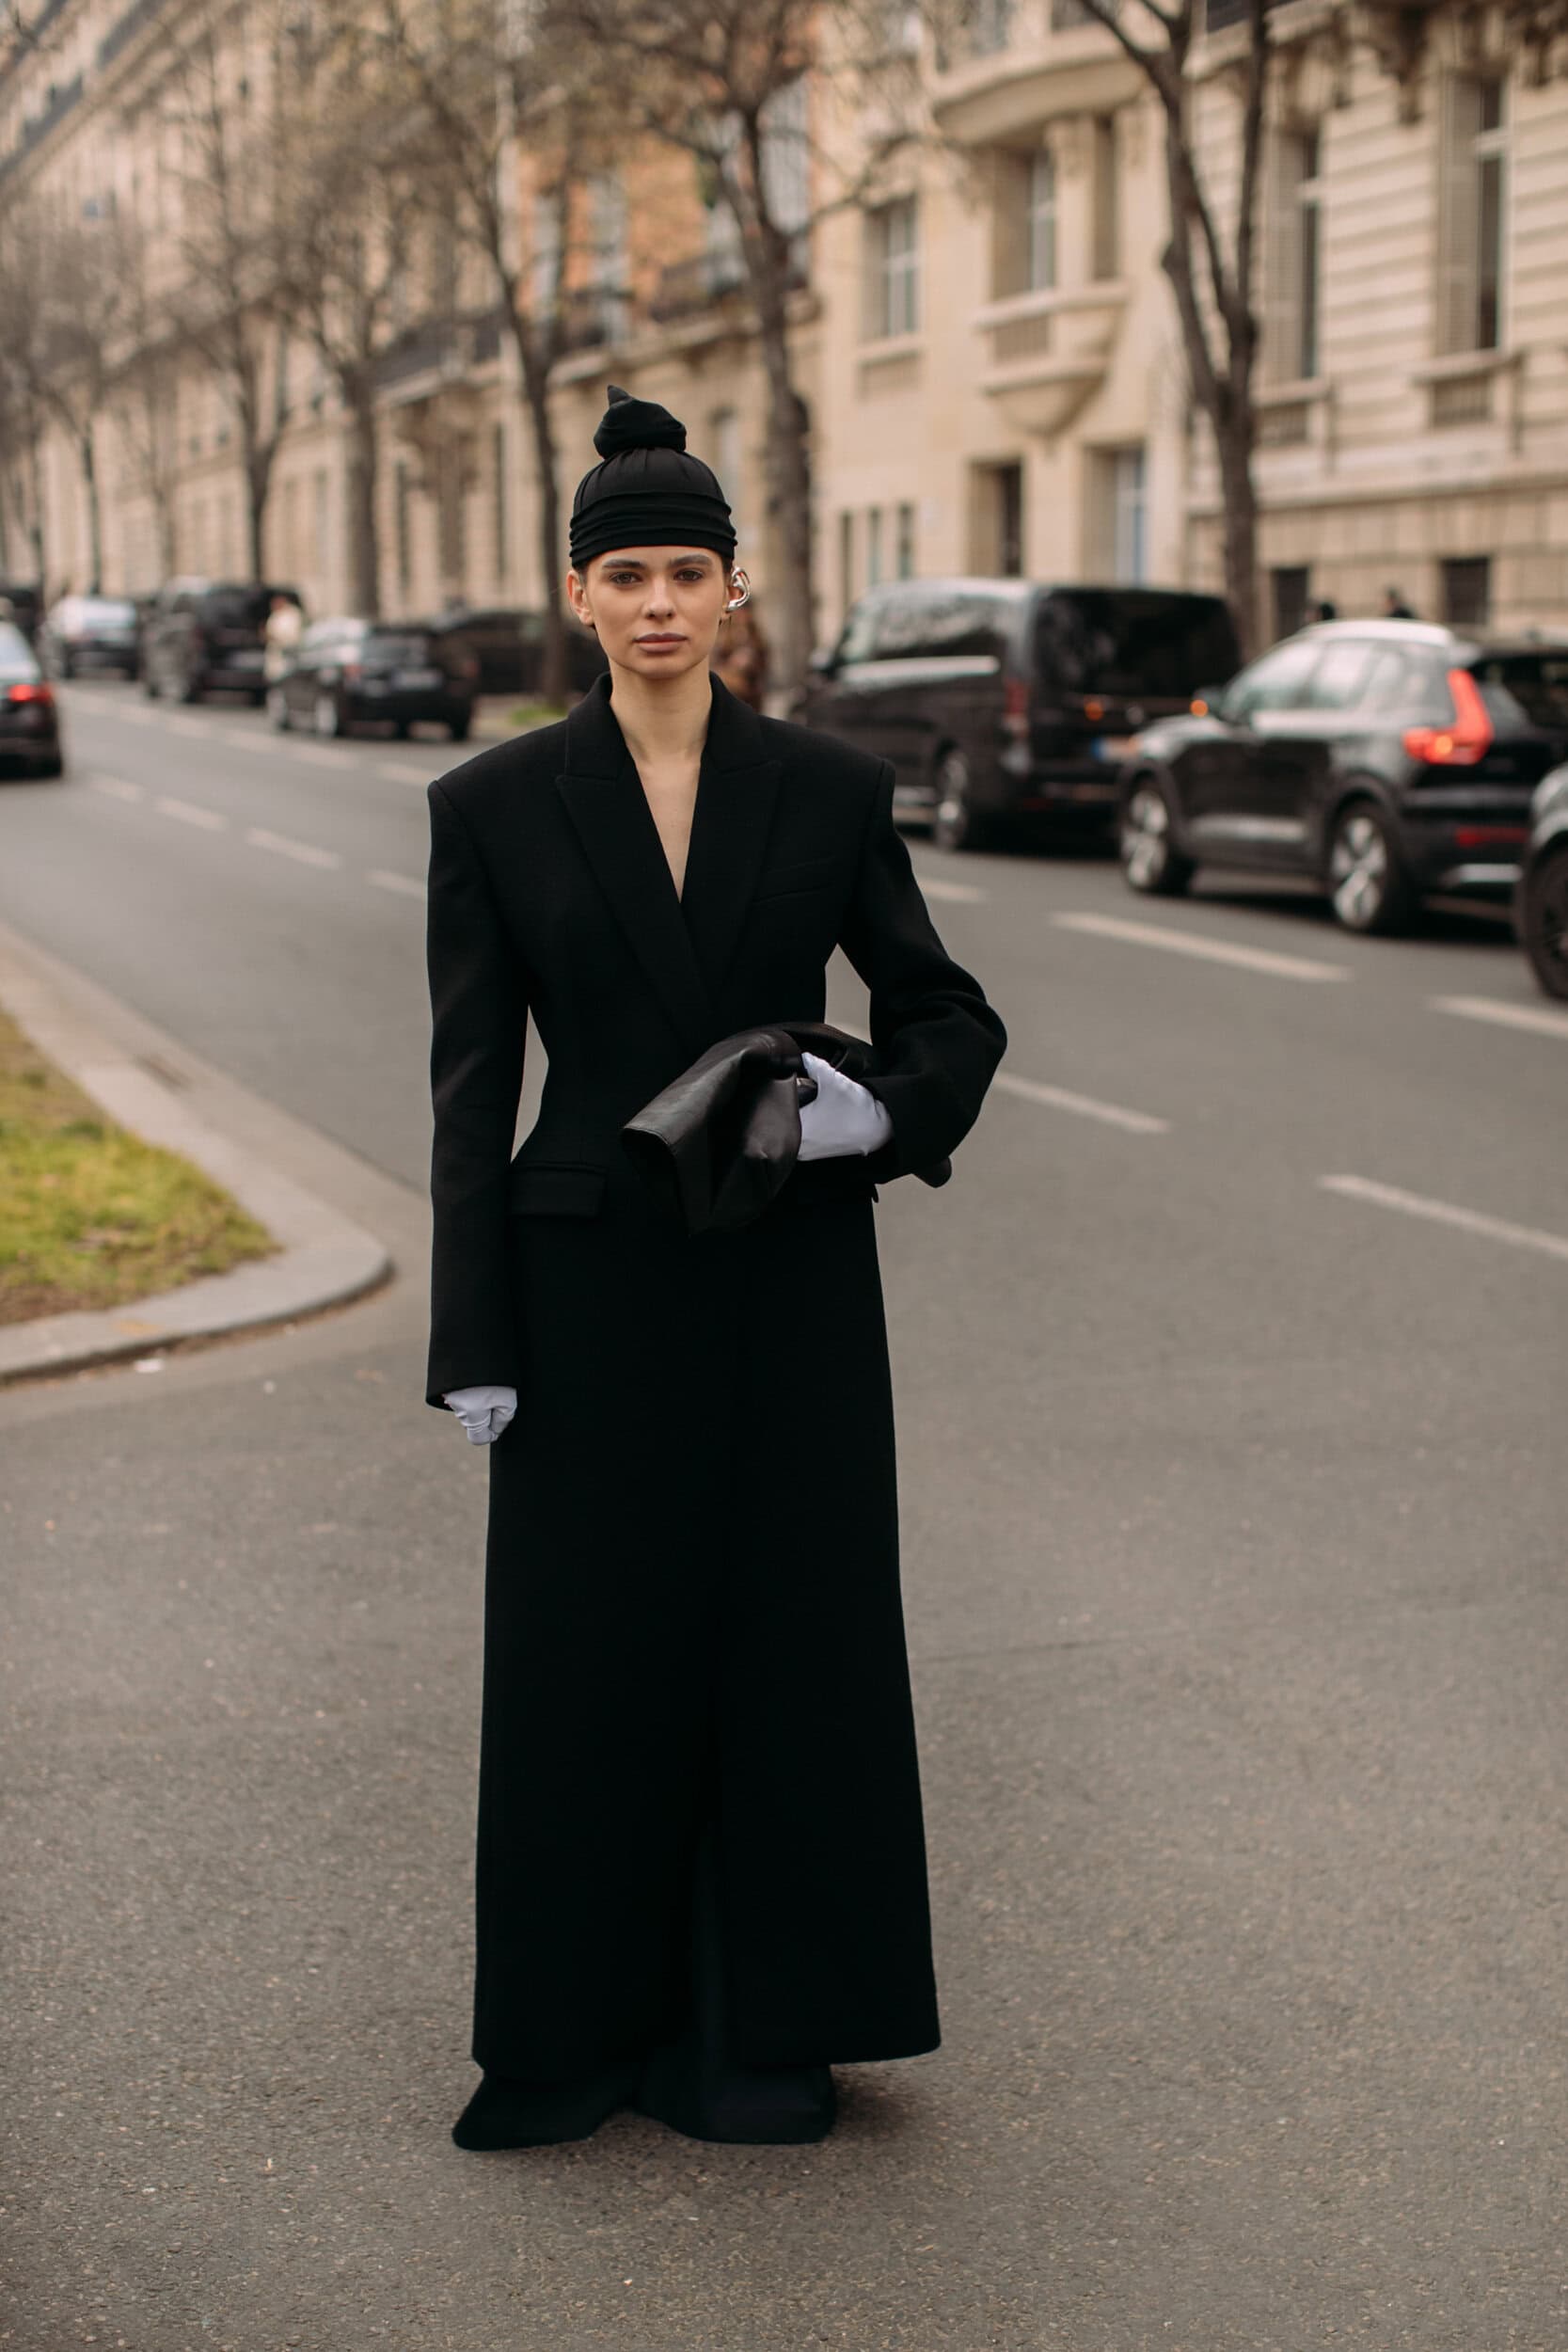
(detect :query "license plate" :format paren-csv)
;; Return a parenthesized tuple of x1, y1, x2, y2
(393, 667, 441, 689)
(1094, 735, 1140, 760)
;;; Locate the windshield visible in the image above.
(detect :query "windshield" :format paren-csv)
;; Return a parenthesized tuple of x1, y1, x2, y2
(73, 596, 137, 626)
(1035, 591, 1241, 700)
(1469, 653, 1568, 731)
(0, 623, 40, 681)
(203, 585, 297, 629)
(365, 632, 436, 661)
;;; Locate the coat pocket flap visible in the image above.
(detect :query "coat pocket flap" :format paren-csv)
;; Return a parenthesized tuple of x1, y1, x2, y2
(508, 1162, 607, 1217)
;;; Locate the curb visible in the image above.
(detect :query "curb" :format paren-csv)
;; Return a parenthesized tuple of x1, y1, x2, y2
(0, 926, 392, 1388)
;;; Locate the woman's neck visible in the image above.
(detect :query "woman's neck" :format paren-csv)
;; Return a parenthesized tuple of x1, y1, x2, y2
(609, 660, 712, 770)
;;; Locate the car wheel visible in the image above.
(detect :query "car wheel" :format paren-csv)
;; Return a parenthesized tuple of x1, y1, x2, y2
(313, 691, 343, 739)
(447, 711, 472, 743)
(57, 654, 73, 680)
(1519, 843, 1568, 1001)
(142, 663, 160, 698)
(1326, 800, 1416, 934)
(267, 686, 292, 732)
(931, 748, 994, 853)
(1120, 777, 1195, 896)
(35, 751, 64, 779)
(392, 719, 412, 739)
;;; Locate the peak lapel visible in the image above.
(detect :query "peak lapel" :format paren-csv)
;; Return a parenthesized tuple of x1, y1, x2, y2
(679, 676, 782, 993)
(554, 675, 716, 1063)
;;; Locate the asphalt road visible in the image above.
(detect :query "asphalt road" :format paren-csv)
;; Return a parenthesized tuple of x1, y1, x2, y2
(2, 678, 1565, 2351)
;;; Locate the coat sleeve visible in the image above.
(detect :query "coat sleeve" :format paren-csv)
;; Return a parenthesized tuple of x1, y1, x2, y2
(424, 780, 527, 1408)
(837, 757, 1006, 1182)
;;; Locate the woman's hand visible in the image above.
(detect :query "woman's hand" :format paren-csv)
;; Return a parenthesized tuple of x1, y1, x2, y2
(444, 1385, 518, 1444)
(797, 1053, 895, 1161)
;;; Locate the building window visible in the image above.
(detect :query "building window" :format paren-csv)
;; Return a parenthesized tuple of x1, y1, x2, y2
(1027, 148, 1057, 291)
(895, 501, 916, 579)
(313, 467, 330, 578)
(1091, 115, 1119, 281)
(1441, 555, 1491, 628)
(1272, 564, 1311, 639)
(1264, 128, 1323, 381)
(491, 424, 508, 585)
(394, 459, 412, 596)
(966, 0, 1012, 55)
(973, 461, 1023, 576)
(760, 74, 810, 253)
(1438, 77, 1506, 354)
(839, 508, 855, 614)
(531, 183, 562, 310)
(867, 505, 884, 585)
(1098, 445, 1146, 580)
(864, 197, 919, 338)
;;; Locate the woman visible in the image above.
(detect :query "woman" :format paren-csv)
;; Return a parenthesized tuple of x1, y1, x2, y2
(426, 384, 1006, 2152)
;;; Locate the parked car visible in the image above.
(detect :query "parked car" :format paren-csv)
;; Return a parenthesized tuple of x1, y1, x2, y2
(0, 621, 64, 777)
(40, 592, 141, 678)
(0, 580, 43, 644)
(141, 580, 303, 705)
(267, 616, 479, 739)
(1515, 763, 1568, 998)
(1116, 621, 1568, 933)
(795, 579, 1242, 850)
(425, 605, 607, 697)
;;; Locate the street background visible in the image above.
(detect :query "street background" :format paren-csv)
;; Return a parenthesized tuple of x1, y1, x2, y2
(2, 675, 1564, 2349)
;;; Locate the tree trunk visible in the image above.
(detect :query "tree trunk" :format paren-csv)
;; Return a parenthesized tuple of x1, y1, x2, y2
(1212, 397, 1260, 660)
(345, 379, 380, 617)
(750, 241, 813, 701)
(77, 424, 103, 594)
(510, 307, 569, 706)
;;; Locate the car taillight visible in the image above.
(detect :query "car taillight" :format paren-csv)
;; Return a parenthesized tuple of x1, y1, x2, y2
(7, 681, 53, 706)
(1002, 675, 1029, 739)
(1402, 668, 1494, 767)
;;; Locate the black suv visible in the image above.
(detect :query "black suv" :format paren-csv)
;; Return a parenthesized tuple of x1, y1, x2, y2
(1117, 621, 1568, 932)
(142, 580, 302, 705)
(797, 579, 1241, 850)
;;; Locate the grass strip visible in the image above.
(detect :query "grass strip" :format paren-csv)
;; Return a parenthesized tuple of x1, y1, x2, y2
(0, 1007, 276, 1325)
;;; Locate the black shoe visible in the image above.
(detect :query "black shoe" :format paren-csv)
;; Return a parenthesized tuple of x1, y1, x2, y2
(451, 2058, 642, 2152)
(633, 2049, 837, 2146)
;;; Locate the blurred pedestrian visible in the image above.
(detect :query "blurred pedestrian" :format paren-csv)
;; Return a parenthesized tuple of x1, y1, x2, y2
(1383, 587, 1417, 619)
(1311, 598, 1338, 623)
(262, 591, 301, 682)
(709, 593, 769, 711)
(426, 382, 1006, 2156)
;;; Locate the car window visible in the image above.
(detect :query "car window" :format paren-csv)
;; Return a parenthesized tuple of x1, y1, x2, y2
(835, 595, 889, 667)
(1224, 640, 1321, 720)
(0, 622, 39, 680)
(1303, 641, 1377, 710)
(873, 590, 1009, 661)
(1035, 590, 1241, 701)
(366, 630, 434, 660)
(1470, 653, 1568, 730)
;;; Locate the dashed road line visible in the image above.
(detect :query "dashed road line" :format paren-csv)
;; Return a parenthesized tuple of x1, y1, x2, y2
(289, 743, 356, 770)
(155, 795, 227, 831)
(162, 714, 216, 738)
(375, 759, 428, 785)
(89, 775, 144, 802)
(994, 1072, 1169, 1134)
(366, 868, 426, 898)
(1320, 1174, 1568, 1265)
(1054, 911, 1352, 982)
(915, 875, 989, 905)
(245, 826, 341, 869)
(218, 725, 266, 749)
(1431, 993, 1568, 1041)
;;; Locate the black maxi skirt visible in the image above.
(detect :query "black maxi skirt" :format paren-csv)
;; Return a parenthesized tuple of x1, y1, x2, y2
(469, 1169, 942, 2080)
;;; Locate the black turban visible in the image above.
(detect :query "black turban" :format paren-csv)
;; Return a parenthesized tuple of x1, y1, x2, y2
(568, 384, 736, 572)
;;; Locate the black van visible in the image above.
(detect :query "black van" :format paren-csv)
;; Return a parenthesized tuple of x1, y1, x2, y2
(797, 579, 1241, 850)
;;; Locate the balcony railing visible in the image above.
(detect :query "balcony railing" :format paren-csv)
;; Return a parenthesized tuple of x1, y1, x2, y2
(648, 250, 748, 322)
(374, 309, 507, 393)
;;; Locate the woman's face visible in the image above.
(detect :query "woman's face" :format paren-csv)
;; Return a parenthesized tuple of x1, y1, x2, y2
(567, 547, 729, 684)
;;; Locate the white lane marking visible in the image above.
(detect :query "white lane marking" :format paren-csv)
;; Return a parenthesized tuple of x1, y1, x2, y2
(1431, 993, 1568, 1041)
(375, 759, 428, 785)
(103, 703, 155, 723)
(155, 794, 227, 831)
(163, 714, 215, 738)
(90, 775, 144, 802)
(1054, 910, 1352, 983)
(1320, 1175, 1568, 1265)
(245, 826, 341, 869)
(218, 725, 266, 749)
(290, 743, 356, 770)
(366, 867, 426, 898)
(995, 1072, 1169, 1134)
(915, 875, 988, 905)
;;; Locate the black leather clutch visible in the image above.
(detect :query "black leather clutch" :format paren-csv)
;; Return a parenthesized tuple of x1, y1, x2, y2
(621, 1021, 950, 1236)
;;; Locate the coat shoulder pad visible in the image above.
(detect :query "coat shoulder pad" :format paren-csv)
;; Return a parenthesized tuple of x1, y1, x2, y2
(759, 711, 886, 801)
(426, 718, 571, 818)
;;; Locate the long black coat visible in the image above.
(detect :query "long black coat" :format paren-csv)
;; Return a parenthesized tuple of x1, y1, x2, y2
(425, 669, 1006, 2079)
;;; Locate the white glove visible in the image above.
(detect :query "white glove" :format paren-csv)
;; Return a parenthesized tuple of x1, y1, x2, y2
(796, 1053, 895, 1162)
(444, 1384, 517, 1444)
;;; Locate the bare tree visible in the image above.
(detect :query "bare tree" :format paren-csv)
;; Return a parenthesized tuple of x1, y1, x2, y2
(268, 13, 419, 615)
(539, 0, 927, 693)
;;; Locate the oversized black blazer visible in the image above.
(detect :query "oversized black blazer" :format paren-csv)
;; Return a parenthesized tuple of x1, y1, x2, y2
(424, 669, 1006, 1408)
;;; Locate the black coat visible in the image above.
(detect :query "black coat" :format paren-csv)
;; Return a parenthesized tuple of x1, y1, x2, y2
(425, 668, 1006, 2077)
